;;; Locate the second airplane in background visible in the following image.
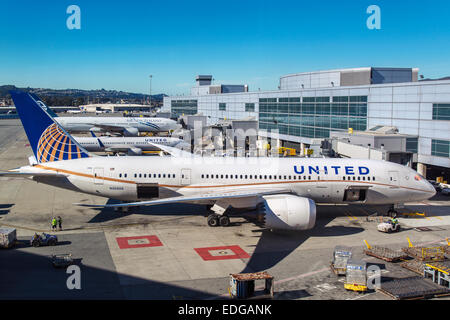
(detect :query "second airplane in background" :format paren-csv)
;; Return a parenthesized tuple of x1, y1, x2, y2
(31, 93, 180, 136)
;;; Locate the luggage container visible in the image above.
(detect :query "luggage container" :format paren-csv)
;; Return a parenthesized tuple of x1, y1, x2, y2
(331, 245, 352, 275)
(344, 260, 367, 292)
(0, 228, 16, 249)
(229, 272, 274, 299)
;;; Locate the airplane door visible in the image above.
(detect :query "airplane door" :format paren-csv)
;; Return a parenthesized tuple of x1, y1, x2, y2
(93, 167, 104, 185)
(181, 168, 191, 186)
(388, 171, 399, 187)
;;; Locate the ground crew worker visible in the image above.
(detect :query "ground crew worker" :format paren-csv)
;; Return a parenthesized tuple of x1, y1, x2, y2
(57, 216, 62, 231)
(391, 215, 399, 226)
(51, 217, 57, 231)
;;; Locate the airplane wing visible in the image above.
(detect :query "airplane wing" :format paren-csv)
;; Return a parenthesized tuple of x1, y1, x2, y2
(75, 188, 291, 208)
(146, 142, 197, 158)
(0, 171, 68, 178)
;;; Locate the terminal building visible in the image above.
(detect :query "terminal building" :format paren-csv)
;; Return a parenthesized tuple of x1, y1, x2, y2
(162, 67, 450, 178)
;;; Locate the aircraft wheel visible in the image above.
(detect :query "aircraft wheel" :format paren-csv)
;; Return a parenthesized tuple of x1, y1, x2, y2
(219, 215, 230, 227)
(207, 214, 219, 227)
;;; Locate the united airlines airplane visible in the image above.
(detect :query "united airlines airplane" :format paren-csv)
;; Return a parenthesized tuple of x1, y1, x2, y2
(29, 93, 180, 136)
(74, 133, 190, 155)
(2, 91, 436, 230)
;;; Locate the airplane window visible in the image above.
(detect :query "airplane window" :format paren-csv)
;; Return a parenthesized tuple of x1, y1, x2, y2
(158, 174, 161, 178)
(362, 177, 365, 181)
(367, 177, 370, 181)
(289, 176, 292, 179)
(144, 174, 147, 178)
(173, 174, 176, 178)
(124, 174, 127, 178)
(206, 174, 209, 178)
(343, 177, 346, 180)
(318, 176, 320, 180)
(357, 177, 360, 181)
(264, 175, 267, 179)
(163, 174, 166, 178)
(139, 174, 142, 178)
(119, 174, 122, 178)
(269, 175, 272, 179)
(182, 174, 184, 178)
(284, 175, 286, 180)
(134, 174, 137, 178)
(373, 177, 375, 181)
(245, 175, 248, 179)
(249, 175, 252, 179)
(216, 175, 219, 178)
(201, 174, 204, 179)
(221, 175, 223, 179)
(153, 174, 157, 178)
(308, 176, 311, 180)
(240, 175, 243, 179)
(353, 177, 356, 181)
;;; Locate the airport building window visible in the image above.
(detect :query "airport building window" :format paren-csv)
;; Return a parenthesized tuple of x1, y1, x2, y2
(219, 103, 226, 111)
(406, 138, 418, 153)
(431, 139, 450, 157)
(432, 104, 450, 120)
(171, 99, 198, 117)
(259, 95, 367, 138)
(245, 103, 255, 112)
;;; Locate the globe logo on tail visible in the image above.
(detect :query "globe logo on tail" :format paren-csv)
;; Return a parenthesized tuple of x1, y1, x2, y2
(36, 123, 89, 163)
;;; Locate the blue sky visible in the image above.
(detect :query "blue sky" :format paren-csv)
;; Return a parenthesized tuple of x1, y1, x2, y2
(1, 0, 450, 95)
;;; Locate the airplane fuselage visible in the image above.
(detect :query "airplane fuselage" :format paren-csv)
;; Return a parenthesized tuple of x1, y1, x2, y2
(26, 156, 436, 207)
(55, 117, 179, 133)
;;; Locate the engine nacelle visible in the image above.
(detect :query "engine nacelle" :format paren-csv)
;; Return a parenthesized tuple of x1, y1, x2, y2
(261, 194, 316, 230)
(123, 127, 139, 136)
(127, 147, 143, 156)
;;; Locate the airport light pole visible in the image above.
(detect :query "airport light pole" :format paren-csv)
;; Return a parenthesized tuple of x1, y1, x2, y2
(149, 75, 152, 110)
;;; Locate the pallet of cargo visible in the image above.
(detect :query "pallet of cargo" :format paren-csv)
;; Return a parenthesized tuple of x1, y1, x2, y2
(424, 261, 450, 289)
(229, 272, 274, 300)
(400, 260, 425, 275)
(0, 228, 16, 249)
(402, 246, 446, 262)
(377, 276, 450, 300)
(364, 245, 408, 262)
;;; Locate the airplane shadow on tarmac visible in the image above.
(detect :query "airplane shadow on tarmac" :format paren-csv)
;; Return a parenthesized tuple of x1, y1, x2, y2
(0, 243, 213, 300)
(87, 199, 212, 223)
(241, 213, 364, 273)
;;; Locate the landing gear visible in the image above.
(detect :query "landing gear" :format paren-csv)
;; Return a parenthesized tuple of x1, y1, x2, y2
(207, 214, 230, 227)
(207, 214, 219, 227)
(387, 206, 398, 217)
(219, 215, 230, 227)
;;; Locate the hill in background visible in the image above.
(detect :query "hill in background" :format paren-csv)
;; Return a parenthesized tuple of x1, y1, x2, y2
(0, 85, 167, 106)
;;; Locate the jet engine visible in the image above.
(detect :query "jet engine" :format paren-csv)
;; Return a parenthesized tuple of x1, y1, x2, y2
(261, 194, 316, 230)
(123, 127, 139, 137)
(127, 147, 143, 156)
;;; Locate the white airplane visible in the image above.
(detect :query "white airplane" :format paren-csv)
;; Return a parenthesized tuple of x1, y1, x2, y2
(27, 94, 180, 136)
(2, 91, 436, 230)
(74, 133, 190, 155)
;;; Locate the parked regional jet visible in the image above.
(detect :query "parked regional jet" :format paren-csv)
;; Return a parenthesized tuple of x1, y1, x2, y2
(2, 91, 436, 230)
(27, 94, 180, 136)
(74, 133, 190, 155)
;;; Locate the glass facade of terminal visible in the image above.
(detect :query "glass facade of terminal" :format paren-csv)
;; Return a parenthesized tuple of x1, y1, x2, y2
(259, 95, 367, 138)
(171, 100, 198, 117)
(432, 139, 450, 158)
(432, 104, 450, 120)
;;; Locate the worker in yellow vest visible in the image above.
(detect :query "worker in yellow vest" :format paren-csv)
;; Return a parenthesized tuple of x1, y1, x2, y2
(51, 217, 57, 231)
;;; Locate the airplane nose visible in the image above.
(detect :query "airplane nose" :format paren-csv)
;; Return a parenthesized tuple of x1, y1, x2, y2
(425, 180, 437, 197)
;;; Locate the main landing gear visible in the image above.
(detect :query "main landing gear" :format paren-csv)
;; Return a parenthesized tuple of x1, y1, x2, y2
(207, 214, 230, 227)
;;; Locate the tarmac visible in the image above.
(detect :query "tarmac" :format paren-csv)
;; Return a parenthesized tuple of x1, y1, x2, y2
(0, 118, 449, 300)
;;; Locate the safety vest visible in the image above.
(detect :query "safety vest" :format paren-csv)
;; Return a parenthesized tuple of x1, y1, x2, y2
(52, 218, 57, 225)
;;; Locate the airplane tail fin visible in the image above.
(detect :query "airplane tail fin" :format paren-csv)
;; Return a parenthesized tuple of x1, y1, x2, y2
(10, 91, 91, 163)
